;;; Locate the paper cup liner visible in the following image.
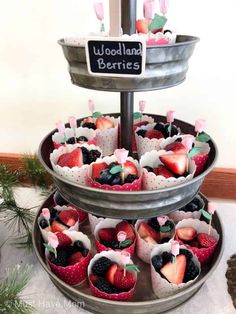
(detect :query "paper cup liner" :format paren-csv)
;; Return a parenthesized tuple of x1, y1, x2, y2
(168, 195, 205, 223)
(88, 214, 105, 234)
(140, 150, 196, 191)
(94, 218, 136, 257)
(87, 156, 143, 191)
(132, 115, 155, 152)
(88, 251, 137, 301)
(192, 141, 210, 176)
(175, 218, 219, 264)
(50, 143, 102, 186)
(150, 243, 201, 298)
(46, 230, 91, 286)
(135, 218, 175, 264)
(135, 123, 180, 158)
(52, 127, 96, 149)
(38, 205, 80, 242)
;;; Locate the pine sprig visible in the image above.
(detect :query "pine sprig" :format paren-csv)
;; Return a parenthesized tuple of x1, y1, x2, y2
(0, 265, 35, 314)
(0, 164, 19, 189)
(12, 231, 33, 251)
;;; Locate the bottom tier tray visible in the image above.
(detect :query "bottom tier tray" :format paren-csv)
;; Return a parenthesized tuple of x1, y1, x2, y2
(32, 192, 224, 314)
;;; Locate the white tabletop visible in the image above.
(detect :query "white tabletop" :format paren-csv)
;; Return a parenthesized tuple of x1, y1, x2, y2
(0, 188, 235, 314)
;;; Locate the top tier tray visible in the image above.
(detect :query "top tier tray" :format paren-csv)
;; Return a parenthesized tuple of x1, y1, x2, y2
(58, 35, 199, 92)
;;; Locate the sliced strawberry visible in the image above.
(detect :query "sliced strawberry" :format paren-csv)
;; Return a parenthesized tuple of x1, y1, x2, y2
(138, 222, 160, 243)
(160, 255, 186, 285)
(106, 264, 118, 285)
(58, 209, 79, 227)
(57, 147, 83, 168)
(159, 153, 187, 175)
(92, 162, 108, 179)
(123, 160, 138, 179)
(176, 227, 197, 242)
(154, 165, 174, 178)
(191, 153, 209, 177)
(197, 233, 217, 248)
(145, 129, 164, 140)
(98, 228, 116, 242)
(68, 251, 84, 265)
(75, 208, 88, 223)
(113, 266, 136, 290)
(55, 232, 72, 248)
(165, 142, 188, 154)
(51, 220, 68, 233)
(115, 221, 136, 242)
(136, 19, 149, 34)
(96, 117, 114, 129)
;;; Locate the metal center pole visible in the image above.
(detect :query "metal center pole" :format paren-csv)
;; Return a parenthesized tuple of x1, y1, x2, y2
(120, 0, 137, 154)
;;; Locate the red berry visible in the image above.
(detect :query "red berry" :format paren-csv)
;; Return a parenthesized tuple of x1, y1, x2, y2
(145, 129, 164, 140)
(153, 165, 174, 178)
(159, 153, 188, 175)
(96, 117, 114, 129)
(136, 19, 149, 34)
(51, 221, 68, 233)
(113, 266, 136, 290)
(160, 255, 187, 285)
(92, 162, 108, 179)
(197, 233, 217, 248)
(165, 142, 188, 154)
(123, 160, 138, 179)
(106, 264, 118, 285)
(138, 222, 160, 243)
(57, 147, 83, 168)
(58, 209, 79, 227)
(115, 221, 136, 242)
(56, 232, 72, 248)
(68, 251, 84, 265)
(98, 228, 116, 242)
(176, 227, 197, 242)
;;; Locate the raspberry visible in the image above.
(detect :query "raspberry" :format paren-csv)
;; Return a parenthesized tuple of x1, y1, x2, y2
(92, 257, 114, 276)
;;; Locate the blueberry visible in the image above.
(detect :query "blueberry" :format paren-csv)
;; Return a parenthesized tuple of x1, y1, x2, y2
(154, 122, 166, 136)
(73, 240, 85, 251)
(136, 129, 146, 137)
(81, 147, 90, 164)
(125, 174, 139, 184)
(152, 255, 163, 272)
(49, 207, 58, 220)
(66, 137, 76, 144)
(111, 176, 122, 186)
(40, 218, 49, 229)
(77, 136, 88, 142)
(81, 248, 89, 257)
(99, 169, 114, 184)
(144, 166, 154, 172)
(88, 150, 101, 163)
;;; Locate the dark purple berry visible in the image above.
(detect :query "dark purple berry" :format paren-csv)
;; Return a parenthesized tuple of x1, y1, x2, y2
(111, 176, 122, 186)
(40, 218, 49, 229)
(50, 250, 68, 267)
(81, 248, 89, 257)
(99, 169, 114, 184)
(95, 277, 120, 294)
(125, 174, 139, 184)
(164, 123, 179, 138)
(144, 166, 154, 172)
(136, 129, 146, 137)
(92, 257, 114, 276)
(82, 122, 96, 130)
(77, 136, 88, 142)
(154, 122, 166, 135)
(148, 218, 160, 232)
(81, 147, 90, 164)
(73, 240, 85, 252)
(89, 150, 101, 163)
(180, 249, 193, 262)
(152, 255, 163, 272)
(66, 137, 76, 144)
(162, 251, 173, 264)
(183, 260, 199, 283)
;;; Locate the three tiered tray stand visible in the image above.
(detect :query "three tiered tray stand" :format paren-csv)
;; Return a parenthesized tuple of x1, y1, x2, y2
(32, 1, 224, 313)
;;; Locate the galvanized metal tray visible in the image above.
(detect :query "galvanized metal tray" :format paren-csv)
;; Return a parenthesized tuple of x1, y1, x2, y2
(38, 113, 218, 219)
(58, 35, 199, 92)
(32, 192, 224, 314)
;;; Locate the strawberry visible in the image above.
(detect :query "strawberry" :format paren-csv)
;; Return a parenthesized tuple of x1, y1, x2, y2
(160, 255, 187, 285)
(197, 233, 217, 248)
(75, 208, 88, 223)
(159, 153, 187, 175)
(58, 209, 79, 227)
(176, 227, 197, 241)
(98, 228, 116, 242)
(123, 160, 138, 179)
(153, 165, 174, 178)
(138, 222, 160, 243)
(92, 162, 108, 179)
(56, 232, 72, 248)
(113, 266, 136, 290)
(51, 220, 68, 233)
(68, 251, 84, 265)
(191, 153, 209, 176)
(136, 19, 149, 34)
(143, 236, 158, 245)
(188, 239, 200, 248)
(145, 129, 164, 140)
(115, 221, 136, 242)
(57, 147, 83, 168)
(165, 142, 188, 154)
(96, 117, 114, 129)
(106, 264, 118, 285)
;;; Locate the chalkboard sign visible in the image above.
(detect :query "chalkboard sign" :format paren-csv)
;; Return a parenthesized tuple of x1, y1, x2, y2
(85, 38, 146, 77)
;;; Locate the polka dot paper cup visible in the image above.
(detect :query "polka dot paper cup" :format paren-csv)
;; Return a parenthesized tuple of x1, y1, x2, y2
(140, 150, 196, 191)
(168, 195, 204, 223)
(50, 143, 102, 186)
(88, 251, 137, 301)
(135, 218, 175, 264)
(94, 218, 136, 257)
(87, 155, 143, 191)
(46, 230, 92, 286)
(151, 242, 201, 298)
(52, 127, 96, 149)
(175, 218, 219, 265)
(38, 205, 80, 242)
(132, 115, 155, 152)
(89, 214, 105, 234)
(135, 123, 180, 159)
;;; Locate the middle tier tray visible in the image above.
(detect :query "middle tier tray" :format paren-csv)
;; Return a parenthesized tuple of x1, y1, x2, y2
(38, 114, 217, 219)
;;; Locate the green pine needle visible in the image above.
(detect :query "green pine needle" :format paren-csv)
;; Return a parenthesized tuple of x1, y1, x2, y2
(12, 231, 33, 251)
(0, 265, 35, 314)
(0, 164, 19, 189)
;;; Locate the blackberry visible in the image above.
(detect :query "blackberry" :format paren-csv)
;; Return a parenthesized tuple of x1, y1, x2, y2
(83, 122, 96, 130)
(66, 137, 76, 144)
(50, 250, 68, 267)
(180, 249, 193, 262)
(152, 255, 163, 272)
(77, 136, 88, 142)
(92, 257, 114, 276)
(81, 147, 90, 164)
(111, 176, 122, 186)
(183, 260, 199, 283)
(89, 150, 101, 163)
(95, 278, 120, 294)
(162, 251, 173, 264)
(154, 122, 165, 136)
(164, 123, 179, 138)
(53, 191, 69, 206)
(144, 166, 154, 173)
(136, 129, 146, 137)
(39, 218, 49, 229)
(73, 240, 85, 252)
(148, 218, 160, 232)
(125, 174, 139, 184)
